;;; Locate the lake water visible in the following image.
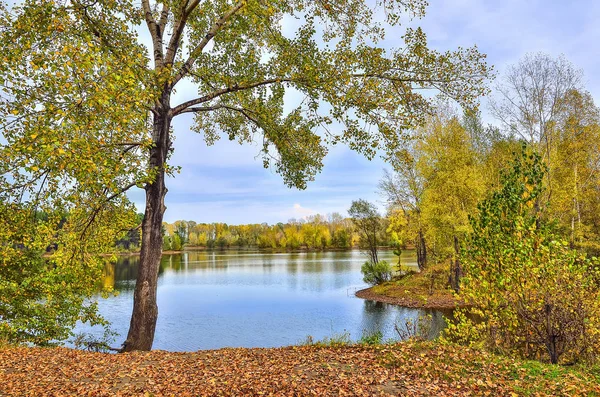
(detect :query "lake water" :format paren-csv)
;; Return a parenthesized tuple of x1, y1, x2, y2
(75, 249, 447, 352)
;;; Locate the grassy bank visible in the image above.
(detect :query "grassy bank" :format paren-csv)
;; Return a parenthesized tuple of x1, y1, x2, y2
(1, 341, 598, 396)
(356, 263, 464, 310)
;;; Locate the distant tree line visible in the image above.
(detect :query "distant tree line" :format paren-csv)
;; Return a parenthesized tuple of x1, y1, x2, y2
(159, 213, 392, 251)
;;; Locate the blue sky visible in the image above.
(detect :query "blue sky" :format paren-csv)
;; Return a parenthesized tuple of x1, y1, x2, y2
(130, 0, 600, 224)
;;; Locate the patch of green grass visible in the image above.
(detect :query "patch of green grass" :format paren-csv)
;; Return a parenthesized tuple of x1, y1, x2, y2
(358, 330, 383, 346)
(298, 331, 352, 347)
(522, 360, 563, 379)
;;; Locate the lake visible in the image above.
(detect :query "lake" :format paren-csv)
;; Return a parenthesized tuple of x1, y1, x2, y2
(75, 249, 447, 351)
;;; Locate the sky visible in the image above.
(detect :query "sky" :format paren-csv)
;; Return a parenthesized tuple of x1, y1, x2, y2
(129, 0, 600, 225)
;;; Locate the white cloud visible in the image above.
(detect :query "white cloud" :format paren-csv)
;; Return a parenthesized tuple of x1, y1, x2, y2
(291, 203, 316, 219)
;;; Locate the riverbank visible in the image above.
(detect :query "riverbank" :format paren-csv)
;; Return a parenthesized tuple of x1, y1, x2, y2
(356, 264, 465, 310)
(1, 342, 596, 396)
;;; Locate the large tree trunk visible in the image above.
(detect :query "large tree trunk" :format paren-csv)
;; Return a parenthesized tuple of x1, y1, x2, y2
(122, 106, 171, 352)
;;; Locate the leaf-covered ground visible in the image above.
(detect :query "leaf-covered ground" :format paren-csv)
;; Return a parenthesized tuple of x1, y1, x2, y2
(1, 342, 598, 396)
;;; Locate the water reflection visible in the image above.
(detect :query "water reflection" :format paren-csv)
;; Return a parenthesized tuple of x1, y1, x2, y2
(89, 249, 446, 352)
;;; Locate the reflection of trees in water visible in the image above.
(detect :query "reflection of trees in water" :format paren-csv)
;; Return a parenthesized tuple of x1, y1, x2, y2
(107, 254, 182, 292)
(300, 261, 323, 273)
(107, 251, 419, 295)
(360, 300, 449, 341)
(109, 256, 140, 292)
(161, 254, 183, 271)
(332, 260, 350, 273)
(360, 300, 394, 337)
(363, 299, 387, 312)
(262, 259, 274, 272)
(183, 251, 229, 271)
(423, 309, 449, 339)
(286, 258, 299, 274)
(102, 262, 115, 290)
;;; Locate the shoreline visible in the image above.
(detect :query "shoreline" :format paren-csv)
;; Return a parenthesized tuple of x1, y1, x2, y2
(355, 287, 462, 310)
(355, 281, 467, 311)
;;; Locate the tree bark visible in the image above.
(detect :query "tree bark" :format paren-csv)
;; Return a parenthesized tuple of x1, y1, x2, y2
(122, 104, 171, 352)
(416, 230, 427, 271)
(450, 235, 462, 293)
(370, 225, 379, 264)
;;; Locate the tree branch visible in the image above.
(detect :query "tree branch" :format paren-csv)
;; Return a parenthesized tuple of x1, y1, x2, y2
(164, 0, 199, 66)
(178, 104, 226, 114)
(71, 1, 121, 58)
(170, 1, 246, 86)
(158, 3, 170, 34)
(171, 70, 475, 117)
(171, 78, 295, 116)
(351, 72, 474, 84)
(142, 0, 164, 67)
(104, 182, 138, 204)
(80, 182, 139, 241)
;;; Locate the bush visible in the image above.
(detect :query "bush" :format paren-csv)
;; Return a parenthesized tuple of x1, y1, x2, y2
(72, 328, 118, 353)
(361, 260, 392, 285)
(446, 147, 600, 364)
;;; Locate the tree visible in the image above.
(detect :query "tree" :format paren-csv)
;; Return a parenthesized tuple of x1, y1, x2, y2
(0, 204, 112, 345)
(548, 89, 600, 248)
(417, 108, 485, 290)
(380, 146, 428, 270)
(116, 213, 144, 251)
(173, 220, 189, 245)
(490, 53, 582, 156)
(380, 105, 486, 276)
(463, 110, 519, 194)
(0, 0, 141, 343)
(349, 199, 392, 285)
(361, 260, 393, 285)
(490, 53, 582, 202)
(1, 0, 490, 350)
(447, 145, 600, 364)
(490, 54, 600, 250)
(348, 199, 382, 265)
